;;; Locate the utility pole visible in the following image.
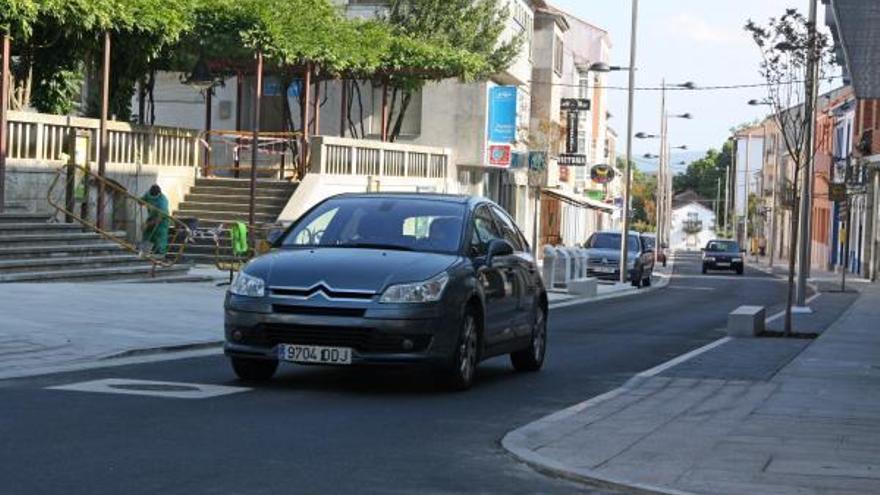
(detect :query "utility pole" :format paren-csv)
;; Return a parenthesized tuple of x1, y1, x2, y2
(796, 0, 820, 308)
(744, 133, 751, 251)
(716, 177, 722, 230)
(0, 35, 9, 213)
(655, 80, 666, 265)
(619, 0, 639, 284)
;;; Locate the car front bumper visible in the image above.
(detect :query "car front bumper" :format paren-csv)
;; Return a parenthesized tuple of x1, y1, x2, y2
(224, 296, 460, 367)
(703, 260, 743, 270)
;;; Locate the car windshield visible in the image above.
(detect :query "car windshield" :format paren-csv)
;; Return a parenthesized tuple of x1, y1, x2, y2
(281, 197, 466, 254)
(706, 240, 740, 253)
(587, 233, 640, 252)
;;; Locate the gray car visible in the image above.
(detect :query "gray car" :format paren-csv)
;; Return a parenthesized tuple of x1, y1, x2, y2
(224, 193, 548, 390)
(584, 231, 655, 287)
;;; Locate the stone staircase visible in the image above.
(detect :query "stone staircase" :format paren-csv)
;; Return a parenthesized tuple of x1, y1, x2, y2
(0, 213, 192, 282)
(172, 178, 297, 264)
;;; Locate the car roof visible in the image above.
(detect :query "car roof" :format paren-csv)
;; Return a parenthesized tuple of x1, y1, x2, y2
(332, 192, 475, 205)
(594, 230, 643, 236)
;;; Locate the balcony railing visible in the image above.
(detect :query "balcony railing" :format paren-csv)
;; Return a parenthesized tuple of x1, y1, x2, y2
(5, 110, 200, 168)
(682, 219, 703, 234)
(311, 135, 451, 180)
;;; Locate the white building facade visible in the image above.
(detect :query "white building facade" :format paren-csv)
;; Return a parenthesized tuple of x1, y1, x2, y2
(671, 201, 717, 251)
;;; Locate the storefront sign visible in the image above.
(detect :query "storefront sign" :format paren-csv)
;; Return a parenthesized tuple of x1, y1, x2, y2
(487, 86, 518, 143)
(558, 154, 587, 166)
(488, 144, 512, 167)
(590, 164, 616, 184)
(560, 98, 590, 112)
(528, 151, 547, 173)
(566, 110, 579, 154)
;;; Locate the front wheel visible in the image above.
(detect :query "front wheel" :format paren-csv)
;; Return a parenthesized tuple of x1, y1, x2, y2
(445, 308, 480, 391)
(231, 357, 278, 382)
(631, 268, 643, 288)
(511, 307, 547, 372)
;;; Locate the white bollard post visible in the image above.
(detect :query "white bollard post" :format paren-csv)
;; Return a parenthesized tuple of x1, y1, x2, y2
(542, 245, 556, 288)
(556, 246, 571, 288)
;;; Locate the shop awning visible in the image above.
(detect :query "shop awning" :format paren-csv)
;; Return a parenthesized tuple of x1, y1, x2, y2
(542, 188, 616, 213)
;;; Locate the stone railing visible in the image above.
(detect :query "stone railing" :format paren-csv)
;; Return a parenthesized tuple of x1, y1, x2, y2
(5, 110, 200, 168)
(311, 135, 451, 180)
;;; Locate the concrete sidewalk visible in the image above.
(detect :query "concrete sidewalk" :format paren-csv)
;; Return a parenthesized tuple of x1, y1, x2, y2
(504, 283, 880, 494)
(0, 281, 225, 379)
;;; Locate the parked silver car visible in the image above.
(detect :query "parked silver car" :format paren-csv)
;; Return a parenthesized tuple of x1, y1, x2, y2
(584, 231, 655, 287)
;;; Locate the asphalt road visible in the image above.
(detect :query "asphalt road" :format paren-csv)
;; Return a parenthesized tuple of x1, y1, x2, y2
(0, 253, 788, 495)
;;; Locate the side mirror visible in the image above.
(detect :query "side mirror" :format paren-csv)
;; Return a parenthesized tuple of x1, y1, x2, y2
(266, 229, 284, 246)
(487, 239, 514, 267)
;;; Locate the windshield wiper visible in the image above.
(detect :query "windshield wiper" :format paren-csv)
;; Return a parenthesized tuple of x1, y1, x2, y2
(336, 242, 415, 251)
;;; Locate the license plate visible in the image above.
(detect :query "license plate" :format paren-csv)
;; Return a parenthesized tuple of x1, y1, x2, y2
(716, 262, 730, 267)
(593, 266, 615, 273)
(277, 344, 352, 365)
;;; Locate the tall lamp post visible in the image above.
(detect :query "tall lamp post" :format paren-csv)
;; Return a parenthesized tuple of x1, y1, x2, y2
(588, 0, 639, 284)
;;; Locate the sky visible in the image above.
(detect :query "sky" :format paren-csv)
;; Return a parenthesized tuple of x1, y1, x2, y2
(549, 0, 836, 173)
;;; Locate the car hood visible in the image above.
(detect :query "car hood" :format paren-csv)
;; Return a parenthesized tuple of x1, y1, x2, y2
(244, 248, 461, 293)
(585, 247, 637, 262)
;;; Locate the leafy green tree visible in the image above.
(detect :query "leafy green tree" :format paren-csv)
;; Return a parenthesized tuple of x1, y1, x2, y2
(673, 141, 733, 200)
(379, 0, 522, 141)
(618, 157, 657, 229)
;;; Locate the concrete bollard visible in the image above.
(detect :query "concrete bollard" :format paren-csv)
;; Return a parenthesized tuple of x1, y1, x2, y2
(555, 246, 571, 288)
(727, 306, 766, 337)
(542, 245, 557, 288)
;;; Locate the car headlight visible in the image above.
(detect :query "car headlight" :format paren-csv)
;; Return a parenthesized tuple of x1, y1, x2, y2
(230, 271, 265, 298)
(704, 256, 715, 262)
(732, 257, 743, 262)
(380, 272, 449, 304)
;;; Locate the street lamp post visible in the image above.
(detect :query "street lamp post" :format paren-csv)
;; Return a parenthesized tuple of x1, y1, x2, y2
(588, 0, 639, 284)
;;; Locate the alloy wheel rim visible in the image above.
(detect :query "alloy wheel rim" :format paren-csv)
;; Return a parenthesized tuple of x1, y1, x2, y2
(459, 316, 477, 381)
(533, 311, 546, 362)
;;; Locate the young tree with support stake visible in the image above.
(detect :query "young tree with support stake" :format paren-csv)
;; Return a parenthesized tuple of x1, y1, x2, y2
(745, 8, 833, 336)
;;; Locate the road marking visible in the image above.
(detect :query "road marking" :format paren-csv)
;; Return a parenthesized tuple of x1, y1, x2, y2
(0, 347, 223, 381)
(47, 378, 250, 399)
(766, 292, 822, 323)
(674, 275, 782, 282)
(636, 337, 732, 378)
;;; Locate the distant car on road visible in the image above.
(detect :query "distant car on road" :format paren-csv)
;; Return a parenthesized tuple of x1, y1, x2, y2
(584, 231, 655, 287)
(701, 239, 745, 275)
(224, 193, 548, 390)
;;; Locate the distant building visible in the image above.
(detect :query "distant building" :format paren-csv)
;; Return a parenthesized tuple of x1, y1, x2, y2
(671, 193, 716, 251)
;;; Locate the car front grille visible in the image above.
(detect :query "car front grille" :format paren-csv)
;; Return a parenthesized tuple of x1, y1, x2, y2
(271, 305, 367, 318)
(261, 323, 431, 353)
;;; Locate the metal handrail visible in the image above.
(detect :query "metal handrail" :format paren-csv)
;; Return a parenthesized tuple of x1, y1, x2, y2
(46, 163, 192, 271)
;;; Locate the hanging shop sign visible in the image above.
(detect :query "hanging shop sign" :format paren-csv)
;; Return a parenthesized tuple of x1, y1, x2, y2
(488, 144, 512, 167)
(590, 164, 616, 184)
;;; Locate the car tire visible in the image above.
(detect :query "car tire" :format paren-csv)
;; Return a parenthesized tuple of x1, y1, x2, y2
(736, 266, 744, 275)
(643, 276, 652, 287)
(702, 265, 708, 274)
(231, 357, 278, 382)
(631, 268, 643, 288)
(511, 306, 547, 372)
(446, 307, 480, 391)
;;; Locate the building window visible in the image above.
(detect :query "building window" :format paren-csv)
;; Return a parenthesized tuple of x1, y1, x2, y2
(553, 35, 563, 75)
(512, 1, 533, 62)
(370, 85, 422, 137)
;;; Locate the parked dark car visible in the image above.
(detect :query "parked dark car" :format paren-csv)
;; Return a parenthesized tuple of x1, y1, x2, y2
(701, 239, 745, 275)
(584, 231, 655, 287)
(224, 193, 548, 390)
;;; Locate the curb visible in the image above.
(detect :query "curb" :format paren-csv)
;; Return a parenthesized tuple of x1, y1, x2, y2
(501, 374, 697, 495)
(100, 340, 224, 360)
(549, 257, 675, 310)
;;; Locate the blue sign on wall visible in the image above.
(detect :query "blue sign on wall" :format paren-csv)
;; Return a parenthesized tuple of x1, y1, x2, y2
(487, 86, 517, 143)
